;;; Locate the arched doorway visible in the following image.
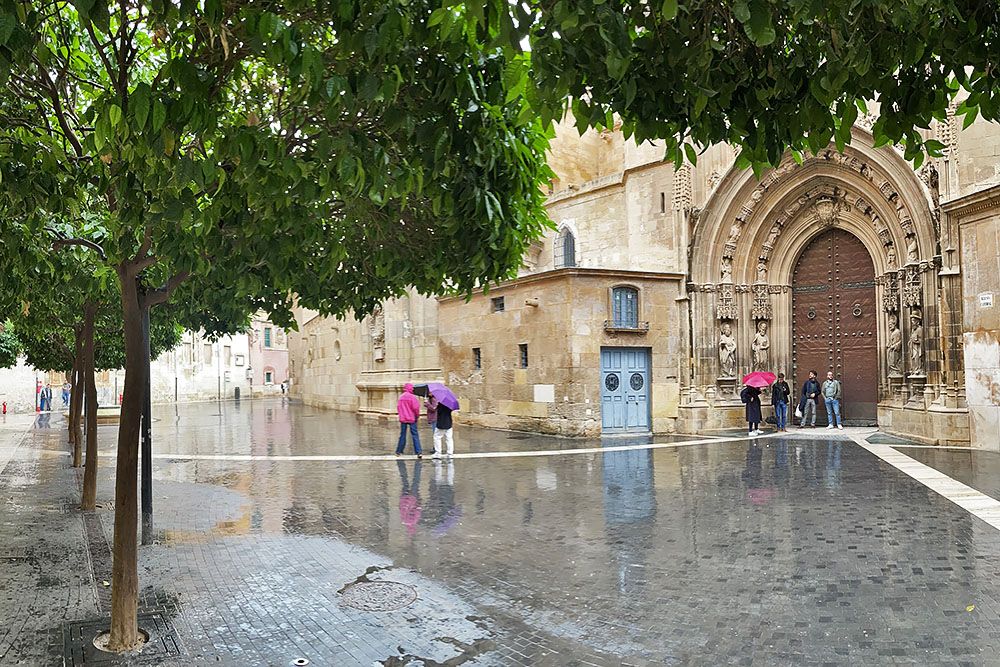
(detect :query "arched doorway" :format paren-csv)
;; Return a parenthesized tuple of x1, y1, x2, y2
(791, 229, 878, 425)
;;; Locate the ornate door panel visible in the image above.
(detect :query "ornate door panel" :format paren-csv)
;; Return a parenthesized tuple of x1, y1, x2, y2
(792, 229, 878, 425)
(601, 348, 651, 433)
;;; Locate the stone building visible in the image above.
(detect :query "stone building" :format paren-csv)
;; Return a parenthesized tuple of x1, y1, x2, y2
(289, 111, 1000, 448)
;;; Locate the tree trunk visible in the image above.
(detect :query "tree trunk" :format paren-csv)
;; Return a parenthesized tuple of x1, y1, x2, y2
(107, 274, 145, 651)
(81, 304, 99, 511)
(70, 328, 84, 468)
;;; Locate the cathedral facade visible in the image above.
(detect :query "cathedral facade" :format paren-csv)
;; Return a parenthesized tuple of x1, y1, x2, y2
(289, 111, 1000, 448)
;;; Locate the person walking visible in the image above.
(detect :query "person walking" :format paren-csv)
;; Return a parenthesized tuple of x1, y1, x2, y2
(42, 384, 53, 412)
(799, 370, 820, 428)
(771, 372, 791, 432)
(822, 371, 844, 430)
(61, 382, 71, 407)
(395, 383, 423, 458)
(425, 394, 438, 454)
(740, 383, 763, 436)
(433, 401, 455, 457)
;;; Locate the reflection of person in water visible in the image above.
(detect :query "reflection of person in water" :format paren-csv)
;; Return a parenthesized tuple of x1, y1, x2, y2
(824, 442, 842, 489)
(397, 459, 423, 536)
(427, 460, 462, 537)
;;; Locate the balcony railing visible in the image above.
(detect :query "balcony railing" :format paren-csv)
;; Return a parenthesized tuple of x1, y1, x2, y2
(603, 320, 650, 333)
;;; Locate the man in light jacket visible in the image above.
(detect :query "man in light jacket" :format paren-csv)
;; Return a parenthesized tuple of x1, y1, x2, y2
(395, 383, 423, 457)
(822, 371, 844, 430)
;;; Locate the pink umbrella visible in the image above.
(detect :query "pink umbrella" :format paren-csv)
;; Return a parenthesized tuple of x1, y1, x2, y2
(742, 371, 777, 388)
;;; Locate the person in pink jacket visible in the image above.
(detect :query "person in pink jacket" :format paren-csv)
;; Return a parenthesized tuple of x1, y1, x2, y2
(395, 383, 423, 457)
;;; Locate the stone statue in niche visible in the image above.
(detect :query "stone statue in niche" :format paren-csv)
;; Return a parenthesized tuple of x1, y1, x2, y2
(906, 235, 919, 264)
(886, 245, 897, 272)
(756, 261, 768, 283)
(751, 321, 770, 371)
(726, 220, 742, 244)
(909, 315, 924, 376)
(719, 322, 737, 378)
(764, 224, 780, 248)
(886, 317, 903, 376)
(720, 256, 733, 282)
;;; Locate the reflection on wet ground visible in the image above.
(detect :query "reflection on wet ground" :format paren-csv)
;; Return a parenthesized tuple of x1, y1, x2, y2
(3, 400, 1000, 664)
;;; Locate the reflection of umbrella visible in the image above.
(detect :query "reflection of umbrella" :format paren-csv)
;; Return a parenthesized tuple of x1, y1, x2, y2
(742, 371, 777, 388)
(412, 383, 460, 411)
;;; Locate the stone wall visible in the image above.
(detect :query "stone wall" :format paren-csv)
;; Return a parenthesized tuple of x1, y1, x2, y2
(946, 185, 1000, 448)
(438, 269, 684, 436)
(288, 290, 442, 416)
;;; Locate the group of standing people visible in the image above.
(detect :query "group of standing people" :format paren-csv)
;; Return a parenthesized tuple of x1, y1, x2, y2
(742, 370, 844, 436)
(396, 383, 455, 458)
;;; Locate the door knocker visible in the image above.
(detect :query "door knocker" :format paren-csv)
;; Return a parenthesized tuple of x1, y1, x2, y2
(807, 307, 816, 320)
(852, 303, 862, 317)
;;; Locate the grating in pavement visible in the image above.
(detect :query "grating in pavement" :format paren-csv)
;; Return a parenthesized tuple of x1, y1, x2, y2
(339, 581, 417, 612)
(63, 612, 181, 666)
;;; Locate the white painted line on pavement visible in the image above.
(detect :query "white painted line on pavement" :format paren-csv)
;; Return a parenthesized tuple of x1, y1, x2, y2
(145, 432, 780, 463)
(852, 435, 1000, 532)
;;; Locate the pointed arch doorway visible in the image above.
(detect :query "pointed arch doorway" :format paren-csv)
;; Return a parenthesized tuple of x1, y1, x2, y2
(791, 229, 878, 426)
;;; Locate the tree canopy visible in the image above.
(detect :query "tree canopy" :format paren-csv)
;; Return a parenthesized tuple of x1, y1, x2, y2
(485, 0, 999, 170)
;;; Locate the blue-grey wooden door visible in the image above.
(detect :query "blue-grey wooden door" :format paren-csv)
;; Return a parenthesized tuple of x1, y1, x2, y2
(601, 348, 650, 432)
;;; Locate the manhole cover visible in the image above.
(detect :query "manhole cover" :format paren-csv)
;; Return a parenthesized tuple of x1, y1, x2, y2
(339, 581, 417, 612)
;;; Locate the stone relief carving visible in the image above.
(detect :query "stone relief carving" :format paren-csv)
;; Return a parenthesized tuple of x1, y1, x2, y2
(882, 283, 899, 312)
(369, 306, 386, 362)
(909, 313, 924, 376)
(812, 193, 844, 228)
(755, 261, 768, 284)
(751, 321, 770, 371)
(905, 234, 919, 264)
(886, 245, 897, 272)
(886, 317, 903, 376)
(751, 284, 771, 320)
(719, 322, 737, 378)
(720, 256, 733, 283)
(717, 283, 738, 320)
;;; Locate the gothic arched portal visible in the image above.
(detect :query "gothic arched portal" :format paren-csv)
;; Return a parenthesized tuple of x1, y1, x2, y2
(791, 228, 878, 425)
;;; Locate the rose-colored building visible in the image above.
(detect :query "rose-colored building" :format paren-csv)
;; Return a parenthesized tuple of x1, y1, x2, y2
(249, 313, 289, 396)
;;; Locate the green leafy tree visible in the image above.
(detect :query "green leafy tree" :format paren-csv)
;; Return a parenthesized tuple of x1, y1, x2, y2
(0, 0, 551, 649)
(489, 0, 999, 170)
(0, 324, 19, 369)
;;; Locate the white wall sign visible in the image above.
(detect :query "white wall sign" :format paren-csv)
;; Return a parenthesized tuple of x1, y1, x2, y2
(980, 293, 994, 309)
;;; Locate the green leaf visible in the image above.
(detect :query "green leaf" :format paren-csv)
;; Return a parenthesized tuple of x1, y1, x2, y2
(661, 0, 679, 21)
(684, 143, 697, 165)
(108, 104, 122, 127)
(152, 100, 166, 132)
(746, 1, 776, 46)
(132, 87, 150, 129)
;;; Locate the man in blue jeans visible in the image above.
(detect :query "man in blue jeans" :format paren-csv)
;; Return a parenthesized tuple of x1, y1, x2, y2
(822, 371, 843, 430)
(771, 372, 791, 432)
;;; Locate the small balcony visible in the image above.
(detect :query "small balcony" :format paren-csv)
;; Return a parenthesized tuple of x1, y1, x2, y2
(603, 320, 650, 334)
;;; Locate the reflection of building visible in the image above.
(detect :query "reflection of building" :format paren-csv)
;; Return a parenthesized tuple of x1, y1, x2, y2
(290, 110, 1000, 446)
(249, 313, 289, 395)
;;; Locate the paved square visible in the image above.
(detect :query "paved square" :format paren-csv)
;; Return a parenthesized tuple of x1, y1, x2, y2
(2, 401, 1000, 665)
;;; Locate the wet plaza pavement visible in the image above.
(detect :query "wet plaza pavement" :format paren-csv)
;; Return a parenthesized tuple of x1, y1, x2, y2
(4, 401, 1000, 665)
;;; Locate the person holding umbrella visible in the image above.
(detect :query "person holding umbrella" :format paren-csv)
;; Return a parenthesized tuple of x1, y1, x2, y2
(412, 382, 461, 458)
(741, 371, 776, 436)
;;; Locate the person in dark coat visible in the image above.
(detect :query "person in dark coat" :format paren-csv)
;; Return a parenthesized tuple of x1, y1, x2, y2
(771, 373, 791, 432)
(741, 384, 763, 436)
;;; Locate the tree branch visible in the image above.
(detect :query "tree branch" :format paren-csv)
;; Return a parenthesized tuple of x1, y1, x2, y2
(51, 237, 108, 260)
(144, 272, 190, 307)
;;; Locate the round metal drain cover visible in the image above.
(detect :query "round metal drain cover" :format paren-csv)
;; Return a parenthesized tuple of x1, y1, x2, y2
(340, 581, 417, 611)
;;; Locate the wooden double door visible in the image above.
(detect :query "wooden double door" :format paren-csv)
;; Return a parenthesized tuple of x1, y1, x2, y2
(791, 229, 878, 425)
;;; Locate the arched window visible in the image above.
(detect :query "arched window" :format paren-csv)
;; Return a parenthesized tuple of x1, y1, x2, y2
(554, 227, 576, 268)
(612, 287, 639, 328)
